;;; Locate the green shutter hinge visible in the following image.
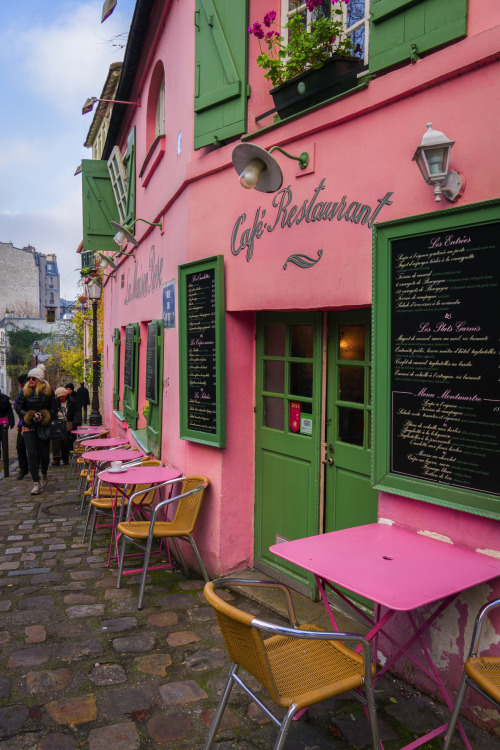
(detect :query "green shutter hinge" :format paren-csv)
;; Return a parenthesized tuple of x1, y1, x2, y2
(212, 136, 222, 147)
(247, 84, 251, 97)
(194, 10, 200, 29)
(410, 44, 420, 62)
(208, 14, 214, 27)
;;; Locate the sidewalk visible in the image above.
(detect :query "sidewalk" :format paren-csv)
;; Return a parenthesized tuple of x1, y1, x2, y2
(0, 464, 497, 749)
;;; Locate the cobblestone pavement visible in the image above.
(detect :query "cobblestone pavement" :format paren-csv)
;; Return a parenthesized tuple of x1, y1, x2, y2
(0, 464, 498, 749)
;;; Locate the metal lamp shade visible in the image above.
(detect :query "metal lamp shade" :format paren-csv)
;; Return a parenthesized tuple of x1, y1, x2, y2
(412, 123, 454, 185)
(232, 143, 283, 193)
(111, 221, 139, 247)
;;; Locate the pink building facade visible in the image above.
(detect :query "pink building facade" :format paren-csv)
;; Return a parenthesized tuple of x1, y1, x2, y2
(82, 0, 500, 732)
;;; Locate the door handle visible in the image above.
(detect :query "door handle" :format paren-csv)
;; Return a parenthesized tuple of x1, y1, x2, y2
(323, 457, 334, 466)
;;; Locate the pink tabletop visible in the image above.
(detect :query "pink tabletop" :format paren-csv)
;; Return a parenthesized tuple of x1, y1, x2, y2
(82, 449, 144, 463)
(270, 523, 500, 612)
(98, 466, 182, 486)
(81, 437, 129, 448)
(72, 427, 108, 435)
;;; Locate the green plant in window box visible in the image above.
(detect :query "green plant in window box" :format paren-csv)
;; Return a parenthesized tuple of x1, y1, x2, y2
(249, 0, 360, 87)
(142, 402, 149, 419)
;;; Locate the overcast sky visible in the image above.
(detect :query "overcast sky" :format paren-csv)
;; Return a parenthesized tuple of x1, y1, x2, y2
(0, 0, 136, 301)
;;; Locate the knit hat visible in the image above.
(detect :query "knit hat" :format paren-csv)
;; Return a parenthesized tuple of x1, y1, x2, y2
(18, 374, 28, 386)
(27, 364, 46, 381)
(65, 383, 75, 391)
(55, 387, 68, 398)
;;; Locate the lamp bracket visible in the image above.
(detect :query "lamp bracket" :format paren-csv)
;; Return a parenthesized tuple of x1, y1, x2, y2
(441, 170, 465, 203)
(269, 146, 309, 169)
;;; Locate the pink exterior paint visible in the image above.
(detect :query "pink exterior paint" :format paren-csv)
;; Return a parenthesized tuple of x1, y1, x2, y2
(98, 0, 500, 728)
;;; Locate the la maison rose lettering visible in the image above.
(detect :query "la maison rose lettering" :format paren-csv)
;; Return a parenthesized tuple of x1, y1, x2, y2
(124, 245, 164, 305)
(231, 178, 394, 263)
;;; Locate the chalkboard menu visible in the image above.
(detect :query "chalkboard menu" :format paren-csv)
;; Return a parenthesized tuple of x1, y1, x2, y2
(373, 202, 500, 518)
(124, 325, 134, 389)
(178, 256, 225, 447)
(145, 322, 157, 403)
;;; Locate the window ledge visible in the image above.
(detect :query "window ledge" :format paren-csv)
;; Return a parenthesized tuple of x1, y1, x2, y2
(130, 427, 152, 454)
(113, 410, 128, 427)
(140, 135, 165, 187)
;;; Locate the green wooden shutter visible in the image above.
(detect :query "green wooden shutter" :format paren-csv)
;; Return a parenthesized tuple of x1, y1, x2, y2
(369, 0, 468, 75)
(123, 127, 136, 228)
(194, 0, 248, 150)
(82, 159, 120, 253)
(113, 328, 121, 410)
(146, 319, 164, 457)
(123, 323, 140, 428)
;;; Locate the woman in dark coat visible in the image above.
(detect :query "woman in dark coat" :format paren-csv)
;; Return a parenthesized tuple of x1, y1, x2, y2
(0, 390, 15, 468)
(15, 364, 56, 495)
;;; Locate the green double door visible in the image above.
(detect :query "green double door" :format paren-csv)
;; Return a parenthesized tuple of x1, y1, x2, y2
(254, 310, 378, 593)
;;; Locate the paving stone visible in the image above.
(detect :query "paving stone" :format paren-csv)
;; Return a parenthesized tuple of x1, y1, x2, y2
(29, 572, 63, 583)
(100, 617, 138, 634)
(17, 595, 54, 610)
(167, 630, 201, 647)
(0, 705, 29, 739)
(56, 620, 93, 639)
(89, 664, 127, 686)
(135, 654, 172, 677)
(25, 668, 72, 696)
(147, 712, 195, 743)
(98, 685, 158, 719)
(5, 548, 22, 555)
(7, 568, 53, 577)
(178, 579, 205, 591)
(45, 694, 98, 725)
(0, 732, 39, 750)
(104, 588, 131, 599)
(188, 606, 217, 622)
(87, 721, 140, 750)
(185, 648, 227, 672)
(48, 544, 67, 551)
(154, 593, 196, 609)
(20, 554, 36, 561)
(95, 578, 118, 589)
(0, 631, 11, 648)
(25, 624, 47, 643)
(201, 707, 241, 731)
(148, 611, 178, 628)
(0, 679, 11, 700)
(0, 561, 20, 571)
(159, 680, 208, 705)
(0, 601, 11, 612)
(38, 732, 78, 750)
(69, 570, 102, 580)
(53, 581, 88, 592)
(65, 604, 105, 618)
(63, 593, 97, 605)
(8, 647, 49, 669)
(56, 639, 104, 663)
(112, 633, 156, 653)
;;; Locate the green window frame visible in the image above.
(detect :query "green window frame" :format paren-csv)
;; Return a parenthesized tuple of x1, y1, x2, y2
(123, 323, 140, 429)
(372, 198, 500, 520)
(145, 319, 164, 457)
(194, 0, 248, 150)
(81, 159, 120, 254)
(123, 127, 136, 229)
(369, 0, 468, 75)
(113, 327, 121, 410)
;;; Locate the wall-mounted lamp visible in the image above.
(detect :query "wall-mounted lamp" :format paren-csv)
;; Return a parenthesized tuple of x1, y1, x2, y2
(232, 143, 309, 193)
(110, 218, 162, 248)
(412, 123, 465, 203)
(82, 97, 140, 115)
(98, 253, 118, 273)
(74, 165, 82, 176)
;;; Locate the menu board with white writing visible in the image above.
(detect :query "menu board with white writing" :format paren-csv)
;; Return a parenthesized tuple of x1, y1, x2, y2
(374, 207, 500, 517)
(179, 256, 225, 447)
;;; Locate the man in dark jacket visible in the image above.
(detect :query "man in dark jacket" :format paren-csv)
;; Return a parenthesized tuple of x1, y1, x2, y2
(0, 388, 15, 469)
(76, 382, 90, 423)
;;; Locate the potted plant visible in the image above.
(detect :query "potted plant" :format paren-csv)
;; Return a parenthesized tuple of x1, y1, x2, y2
(249, 0, 362, 119)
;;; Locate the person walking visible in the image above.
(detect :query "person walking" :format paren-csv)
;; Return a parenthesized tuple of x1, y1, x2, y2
(52, 388, 71, 466)
(14, 374, 29, 479)
(0, 388, 15, 470)
(76, 382, 90, 423)
(15, 364, 56, 495)
(65, 383, 82, 451)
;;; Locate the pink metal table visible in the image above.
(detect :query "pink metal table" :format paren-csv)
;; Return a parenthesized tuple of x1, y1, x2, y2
(82, 449, 145, 498)
(96, 466, 183, 567)
(71, 426, 108, 434)
(81, 437, 129, 448)
(270, 523, 500, 750)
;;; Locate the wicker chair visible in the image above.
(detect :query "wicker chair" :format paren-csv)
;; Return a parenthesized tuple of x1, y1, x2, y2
(443, 598, 500, 749)
(203, 578, 380, 750)
(116, 476, 209, 609)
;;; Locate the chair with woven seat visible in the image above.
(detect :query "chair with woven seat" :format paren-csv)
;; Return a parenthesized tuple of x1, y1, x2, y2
(116, 476, 209, 609)
(203, 577, 380, 750)
(443, 597, 500, 749)
(85, 458, 163, 549)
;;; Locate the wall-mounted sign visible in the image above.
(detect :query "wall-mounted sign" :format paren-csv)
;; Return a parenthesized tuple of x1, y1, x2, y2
(162, 280, 176, 328)
(124, 325, 134, 389)
(178, 256, 225, 447)
(124, 245, 164, 305)
(145, 322, 158, 404)
(373, 200, 500, 519)
(231, 178, 393, 270)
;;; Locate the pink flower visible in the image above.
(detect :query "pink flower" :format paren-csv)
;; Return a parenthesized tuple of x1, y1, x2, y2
(266, 30, 279, 40)
(248, 22, 265, 39)
(263, 10, 277, 27)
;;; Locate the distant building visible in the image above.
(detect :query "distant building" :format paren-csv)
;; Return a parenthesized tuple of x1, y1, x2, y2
(0, 315, 54, 394)
(0, 243, 61, 320)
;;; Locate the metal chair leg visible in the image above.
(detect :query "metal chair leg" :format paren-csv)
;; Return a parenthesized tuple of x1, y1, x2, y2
(137, 532, 155, 610)
(274, 706, 296, 750)
(203, 664, 238, 750)
(81, 497, 94, 542)
(87, 507, 97, 551)
(188, 534, 210, 582)
(116, 535, 128, 589)
(443, 674, 470, 750)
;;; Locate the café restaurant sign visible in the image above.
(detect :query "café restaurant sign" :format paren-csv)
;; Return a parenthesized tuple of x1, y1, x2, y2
(231, 178, 393, 269)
